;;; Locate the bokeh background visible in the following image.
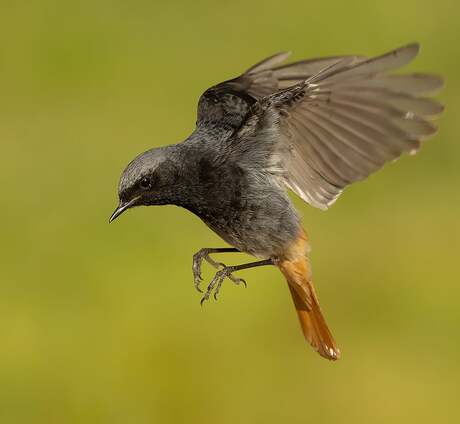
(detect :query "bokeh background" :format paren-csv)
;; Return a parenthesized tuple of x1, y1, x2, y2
(1, 0, 459, 423)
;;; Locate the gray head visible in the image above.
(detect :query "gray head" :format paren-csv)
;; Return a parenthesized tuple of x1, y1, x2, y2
(109, 146, 179, 222)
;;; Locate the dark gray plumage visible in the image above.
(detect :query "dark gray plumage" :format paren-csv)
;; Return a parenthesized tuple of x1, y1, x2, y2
(110, 43, 443, 360)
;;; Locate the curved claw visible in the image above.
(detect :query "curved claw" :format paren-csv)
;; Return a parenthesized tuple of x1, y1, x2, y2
(227, 273, 247, 288)
(192, 250, 207, 292)
(194, 274, 204, 293)
(195, 251, 251, 302)
(204, 254, 225, 269)
(210, 268, 248, 301)
(192, 249, 228, 293)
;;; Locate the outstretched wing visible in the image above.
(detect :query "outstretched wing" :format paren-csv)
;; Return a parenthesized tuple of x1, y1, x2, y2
(229, 43, 444, 209)
(196, 51, 362, 131)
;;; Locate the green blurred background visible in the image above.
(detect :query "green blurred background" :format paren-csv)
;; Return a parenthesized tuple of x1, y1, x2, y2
(1, 0, 459, 422)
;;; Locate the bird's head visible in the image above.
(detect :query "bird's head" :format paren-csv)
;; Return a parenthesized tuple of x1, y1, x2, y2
(109, 146, 179, 222)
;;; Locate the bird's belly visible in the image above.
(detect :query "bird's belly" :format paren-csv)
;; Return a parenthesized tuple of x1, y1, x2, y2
(201, 205, 301, 259)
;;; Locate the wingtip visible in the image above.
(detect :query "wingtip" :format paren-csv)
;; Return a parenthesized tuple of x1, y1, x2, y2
(403, 42, 421, 59)
(245, 51, 292, 74)
(407, 41, 421, 51)
(274, 51, 292, 60)
(433, 74, 445, 91)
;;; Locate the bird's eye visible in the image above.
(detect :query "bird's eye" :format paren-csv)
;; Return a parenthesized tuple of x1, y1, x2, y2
(139, 176, 151, 190)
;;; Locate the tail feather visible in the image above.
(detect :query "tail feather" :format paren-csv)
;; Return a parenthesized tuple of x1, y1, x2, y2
(287, 283, 340, 360)
(278, 230, 340, 360)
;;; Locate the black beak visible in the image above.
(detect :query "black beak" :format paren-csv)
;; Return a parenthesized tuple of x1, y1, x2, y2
(109, 197, 140, 223)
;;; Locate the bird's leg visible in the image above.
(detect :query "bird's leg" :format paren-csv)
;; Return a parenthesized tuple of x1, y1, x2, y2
(201, 259, 274, 305)
(192, 248, 239, 292)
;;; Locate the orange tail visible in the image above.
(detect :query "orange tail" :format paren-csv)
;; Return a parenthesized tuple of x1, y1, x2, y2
(278, 230, 340, 361)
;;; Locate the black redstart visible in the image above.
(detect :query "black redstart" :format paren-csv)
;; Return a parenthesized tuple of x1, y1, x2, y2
(110, 43, 443, 360)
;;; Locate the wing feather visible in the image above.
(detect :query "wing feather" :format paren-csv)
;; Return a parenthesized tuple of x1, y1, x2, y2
(196, 51, 363, 129)
(228, 43, 443, 209)
(245, 51, 292, 74)
(322, 43, 420, 83)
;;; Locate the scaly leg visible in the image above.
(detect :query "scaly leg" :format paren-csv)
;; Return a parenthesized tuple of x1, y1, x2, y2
(201, 259, 274, 305)
(192, 248, 239, 292)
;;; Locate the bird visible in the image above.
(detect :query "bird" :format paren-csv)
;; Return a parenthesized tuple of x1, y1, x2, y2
(109, 43, 443, 360)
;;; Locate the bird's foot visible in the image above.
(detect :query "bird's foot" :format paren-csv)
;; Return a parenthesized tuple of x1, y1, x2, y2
(200, 266, 246, 305)
(192, 248, 225, 293)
